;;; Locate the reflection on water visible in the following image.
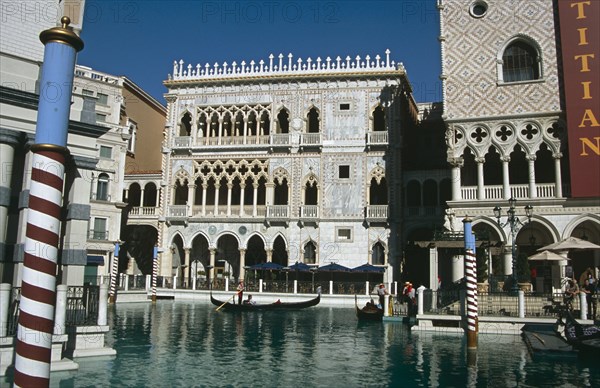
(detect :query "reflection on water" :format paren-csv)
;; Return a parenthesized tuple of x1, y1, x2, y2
(25, 302, 600, 387)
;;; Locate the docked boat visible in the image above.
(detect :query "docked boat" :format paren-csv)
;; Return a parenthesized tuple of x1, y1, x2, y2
(211, 292, 320, 311)
(521, 323, 577, 357)
(562, 312, 600, 355)
(355, 296, 383, 321)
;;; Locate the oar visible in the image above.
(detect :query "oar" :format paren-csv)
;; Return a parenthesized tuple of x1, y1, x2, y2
(216, 291, 240, 311)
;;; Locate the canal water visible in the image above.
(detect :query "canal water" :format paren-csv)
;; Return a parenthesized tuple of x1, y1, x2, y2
(15, 302, 600, 387)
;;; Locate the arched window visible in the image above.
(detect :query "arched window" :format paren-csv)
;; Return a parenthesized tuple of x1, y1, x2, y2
(304, 241, 317, 264)
(502, 40, 540, 83)
(307, 107, 320, 133)
(373, 105, 385, 131)
(372, 242, 385, 265)
(277, 109, 289, 134)
(96, 173, 109, 201)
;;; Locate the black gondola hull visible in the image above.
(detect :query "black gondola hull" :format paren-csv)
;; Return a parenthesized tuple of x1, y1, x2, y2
(211, 293, 320, 311)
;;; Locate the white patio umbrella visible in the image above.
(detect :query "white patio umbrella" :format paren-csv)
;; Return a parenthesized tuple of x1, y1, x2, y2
(528, 250, 570, 261)
(539, 237, 600, 251)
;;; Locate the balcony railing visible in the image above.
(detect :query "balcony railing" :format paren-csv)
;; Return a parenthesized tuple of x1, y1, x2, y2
(172, 134, 288, 148)
(88, 229, 109, 240)
(267, 205, 290, 219)
(460, 183, 558, 201)
(168, 205, 188, 218)
(366, 205, 388, 220)
(129, 206, 157, 216)
(300, 133, 321, 146)
(300, 205, 319, 219)
(90, 192, 111, 202)
(366, 131, 388, 145)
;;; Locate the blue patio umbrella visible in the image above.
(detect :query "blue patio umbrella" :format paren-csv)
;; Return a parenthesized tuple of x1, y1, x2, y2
(249, 262, 284, 271)
(317, 263, 351, 272)
(352, 263, 385, 273)
(287, 262, 312, 272)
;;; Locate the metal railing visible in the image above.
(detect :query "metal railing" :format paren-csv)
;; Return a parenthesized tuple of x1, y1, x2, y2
(66, 285, 100, 326)
(88, 229, 109, 240)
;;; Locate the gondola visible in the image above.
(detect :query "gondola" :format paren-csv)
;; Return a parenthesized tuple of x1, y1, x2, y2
(211, 292, 320, 311)
(561, 311, 600, 354)
(355, 295, 383, 321)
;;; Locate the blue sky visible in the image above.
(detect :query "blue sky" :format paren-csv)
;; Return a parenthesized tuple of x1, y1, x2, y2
(78, 0, 442, 104)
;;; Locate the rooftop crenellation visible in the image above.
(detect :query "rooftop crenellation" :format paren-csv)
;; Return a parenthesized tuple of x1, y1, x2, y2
(169, 50, 404, 81)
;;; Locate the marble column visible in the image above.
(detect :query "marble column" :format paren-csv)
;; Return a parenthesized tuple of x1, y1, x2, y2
(553, 153, 563, 198)
(239, 248, 246, 281)
(476, 157, 485, 200)
(527, 155, 536, 199)
(502, 156, 511, 199)
(184, 248, 191, 287)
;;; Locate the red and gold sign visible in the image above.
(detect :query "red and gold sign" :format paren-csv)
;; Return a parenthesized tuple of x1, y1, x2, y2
(559, 0, 600, 198)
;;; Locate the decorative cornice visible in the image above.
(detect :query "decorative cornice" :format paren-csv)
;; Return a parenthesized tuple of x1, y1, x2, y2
(166, 50, 404, 85)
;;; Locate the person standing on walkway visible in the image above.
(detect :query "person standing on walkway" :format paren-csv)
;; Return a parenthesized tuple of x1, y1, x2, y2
(377, 283, 388, 309)
(237, 280, 244, 305)
(583, 277, 597, 320)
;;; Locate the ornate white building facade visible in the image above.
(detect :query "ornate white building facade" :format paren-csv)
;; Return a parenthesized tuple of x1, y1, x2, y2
(158, 51, 418, 285)
(419, 0, 600, 291)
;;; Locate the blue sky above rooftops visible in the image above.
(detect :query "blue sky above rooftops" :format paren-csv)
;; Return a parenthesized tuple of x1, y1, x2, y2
(78, 0, 442, 105)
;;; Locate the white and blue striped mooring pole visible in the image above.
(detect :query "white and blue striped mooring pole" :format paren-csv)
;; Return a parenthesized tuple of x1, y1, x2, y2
(14, 17, 83, 387)
(463, 217, 478, 350)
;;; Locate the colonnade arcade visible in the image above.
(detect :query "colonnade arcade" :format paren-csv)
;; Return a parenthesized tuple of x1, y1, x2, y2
(169, 159, 388, 217)
(404, 214, 600, 293)
(445, 119, 566, 201)
(168, 232, 390, 286)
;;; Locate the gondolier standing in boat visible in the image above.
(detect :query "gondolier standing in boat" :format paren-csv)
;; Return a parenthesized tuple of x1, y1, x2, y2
(237, 280, 245, 305)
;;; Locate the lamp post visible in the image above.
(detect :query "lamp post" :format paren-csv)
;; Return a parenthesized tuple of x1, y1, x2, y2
(493, 198, 533, 294)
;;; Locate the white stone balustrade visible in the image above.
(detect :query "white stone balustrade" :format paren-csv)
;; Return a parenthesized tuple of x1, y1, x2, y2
(171, 50, 402, 81)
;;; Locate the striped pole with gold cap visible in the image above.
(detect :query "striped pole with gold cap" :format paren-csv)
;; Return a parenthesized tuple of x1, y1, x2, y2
(463, 216, 478, 351)
(13, 16, 83, 387)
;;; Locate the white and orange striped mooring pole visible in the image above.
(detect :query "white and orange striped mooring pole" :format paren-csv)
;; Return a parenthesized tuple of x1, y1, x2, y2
(13, 17, 83, 387)
(463, 216, 478, 351)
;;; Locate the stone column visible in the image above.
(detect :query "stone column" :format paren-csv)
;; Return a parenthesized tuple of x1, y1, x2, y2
(451, 254, 464, 282)
(239, 248, 246, 281)
(266, 249, 273, 263)
(476, 157, 485, 200)
(62, 155, 97, 286)
(553, 153, 563, 198)
(502, 156, 511, 199)
(209, 248, 216, 283)
(226, 182, 232, 216)
(140, 188, 145, 208)
(201, 183, 207, 216)
(450, 158, 463, 201)
(527, 155, 536, 199)
(214, 184, 220, 215)
(184, 248, 191, 288)
(429, 247, 439, 291)
(187, 184, 196, 216)
(253, 183, 258, 216)
(503, 249, 513, 276)
(239, 184, 245, 216)
(0, 130, 20, 280)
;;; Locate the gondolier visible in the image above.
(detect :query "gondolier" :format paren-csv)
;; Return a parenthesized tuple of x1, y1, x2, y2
(237, 281, 244, 305)
(211, 291, 320, 311)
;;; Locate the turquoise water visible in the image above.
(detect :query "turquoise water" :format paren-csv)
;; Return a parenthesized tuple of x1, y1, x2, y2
(9, 301, 600, 387)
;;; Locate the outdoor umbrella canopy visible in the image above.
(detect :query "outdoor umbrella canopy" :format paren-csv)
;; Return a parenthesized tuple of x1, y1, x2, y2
(287, 262, 313, 272)
(528, 250, 570, 261)
(317, 263, 352, 272)
(352, 263, 386, 273)
(249, 262, 284, 270)
(539, 237, 600, 251)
